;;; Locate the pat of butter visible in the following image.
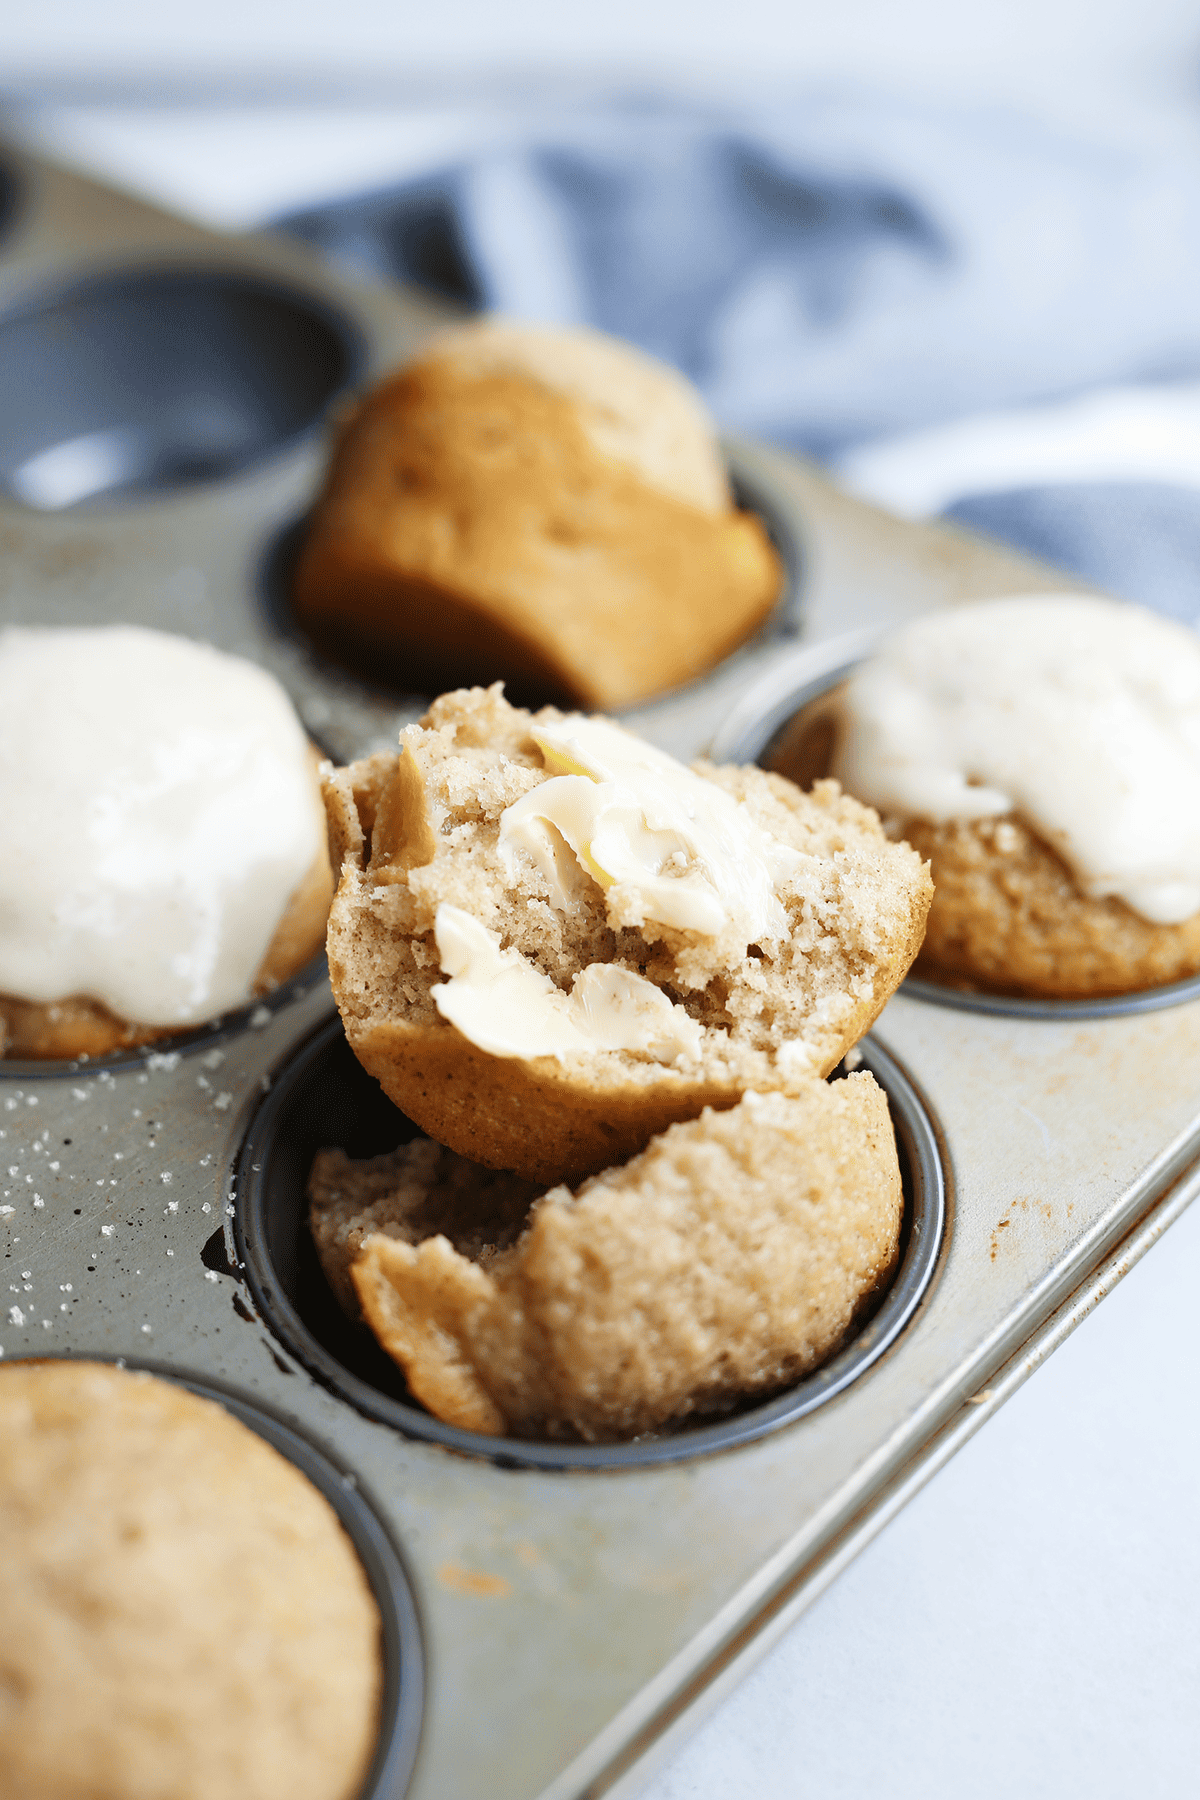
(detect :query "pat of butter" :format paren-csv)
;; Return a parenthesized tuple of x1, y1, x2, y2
(433, 904, 702, 1063)
(499, 717, 799, 946)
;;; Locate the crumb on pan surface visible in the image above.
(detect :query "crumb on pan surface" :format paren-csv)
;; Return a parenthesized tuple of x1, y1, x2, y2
(291, 348, 783, 710)
(904, 814, 1200, 998)
(315, 1075, 901, 1442)
(0, 1360, 381, 1800)
(322, 685, 931, 1183)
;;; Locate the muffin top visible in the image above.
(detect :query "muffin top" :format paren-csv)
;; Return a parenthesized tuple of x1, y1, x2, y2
(0, 1359, 382, 1800)
(411, 317, 731, 513)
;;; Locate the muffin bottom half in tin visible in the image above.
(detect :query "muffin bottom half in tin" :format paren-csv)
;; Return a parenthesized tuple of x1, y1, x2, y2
(236, 1016, 945, 1471)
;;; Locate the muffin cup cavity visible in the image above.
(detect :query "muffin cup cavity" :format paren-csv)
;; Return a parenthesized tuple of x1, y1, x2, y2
(234, 1016, 945, 1471)
(714, 652, 1200, 1020)
(0, 269, 362, 510)
(7, 1356, 424, 1800)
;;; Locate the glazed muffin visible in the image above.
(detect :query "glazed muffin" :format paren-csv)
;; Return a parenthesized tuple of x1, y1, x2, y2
(291, 319, 783, 709)
(0, 625, 333, 1059)
(322, 685, 931, 1183)
(0, 1360, 381, 1800)
(828, 594, 1200, 998)
(312, 1077, 903, 1442)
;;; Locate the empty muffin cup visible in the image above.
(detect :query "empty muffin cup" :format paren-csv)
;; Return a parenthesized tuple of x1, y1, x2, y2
(0, 269, 361, 509)
(234, 1015, 945, 1471)
(0, 159, 21, 249)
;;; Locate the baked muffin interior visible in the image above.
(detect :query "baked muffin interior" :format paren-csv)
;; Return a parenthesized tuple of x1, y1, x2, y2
(309, 1074, 905, 1443)
(322, 686, 931, 1180)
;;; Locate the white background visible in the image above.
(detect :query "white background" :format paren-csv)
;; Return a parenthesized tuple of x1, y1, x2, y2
(5, 6, 1200, 1797)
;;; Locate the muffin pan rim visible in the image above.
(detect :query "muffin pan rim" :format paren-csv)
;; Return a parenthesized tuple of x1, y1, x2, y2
(713, 647, 1200, 1020)
(233, 1016, 946, 1472)
(1, 1348, 427, 1800)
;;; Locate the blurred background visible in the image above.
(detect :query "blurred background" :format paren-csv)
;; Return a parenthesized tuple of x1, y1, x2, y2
(6, 0, 1200, 221)
(4, 5, 1200, 1798)
(11, 0, 1200, 618)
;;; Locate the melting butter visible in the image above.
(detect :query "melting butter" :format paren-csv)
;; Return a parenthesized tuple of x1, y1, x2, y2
(500, 716, 800, 946)
(432, 905, 702, 1063)
(833, 594, 1200, 925)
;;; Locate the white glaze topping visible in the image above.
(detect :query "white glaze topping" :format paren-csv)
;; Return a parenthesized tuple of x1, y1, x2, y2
(832, 594, 1200, 925)
(499, 716, 800, 949)
(0, 625, 324, 1025)
(432, 905, 702, 1063)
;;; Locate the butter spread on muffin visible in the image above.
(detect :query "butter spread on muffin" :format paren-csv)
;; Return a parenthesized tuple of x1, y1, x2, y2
(311, 1077, 903, 1442)
(831, 594, 1200, 996)
(0, 1360, 381, 1800)
(0, 625, 331, 1057)
(322, 685, 931, 1182)
(291, 318, 783, 709)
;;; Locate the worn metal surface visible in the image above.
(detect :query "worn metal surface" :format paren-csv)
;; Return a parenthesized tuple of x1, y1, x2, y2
(1, 140, 1199, 1800)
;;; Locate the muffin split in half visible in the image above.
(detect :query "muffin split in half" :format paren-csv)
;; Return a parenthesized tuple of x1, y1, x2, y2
(322, 685, 931, 1184)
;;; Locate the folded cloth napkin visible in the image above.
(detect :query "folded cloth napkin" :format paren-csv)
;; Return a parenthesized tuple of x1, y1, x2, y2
(279, 95, 1200, 621)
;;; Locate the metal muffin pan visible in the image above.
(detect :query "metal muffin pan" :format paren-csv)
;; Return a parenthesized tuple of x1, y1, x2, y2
(2, 139, 1200, 1800)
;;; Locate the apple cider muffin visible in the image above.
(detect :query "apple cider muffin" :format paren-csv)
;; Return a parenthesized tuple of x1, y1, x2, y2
(0, 1360, 381, 1800)
(0, 625, 332, 1060)
(311, 1077, 903, 1442)
(292, 319, 783, 708)
(831, 594, 1200, 999)
(322, 685, 931, 1183)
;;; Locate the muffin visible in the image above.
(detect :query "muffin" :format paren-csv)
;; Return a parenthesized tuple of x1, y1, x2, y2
(311, 1077, 903, 1442)
(0, 1359, 381, 1800)
(291, 319, 783, 709)
(828, 594, 1200, 998)
(322, 685, 931, 1183)
(0, 625, 333, 1058)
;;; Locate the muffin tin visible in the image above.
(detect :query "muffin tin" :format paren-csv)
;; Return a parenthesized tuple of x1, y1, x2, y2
(2, 138, 1200, 1800)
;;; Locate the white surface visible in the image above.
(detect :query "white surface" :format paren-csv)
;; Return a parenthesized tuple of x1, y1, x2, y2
(643, 1194, 1200, 1800)
(8, 45, 1200, 1797)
